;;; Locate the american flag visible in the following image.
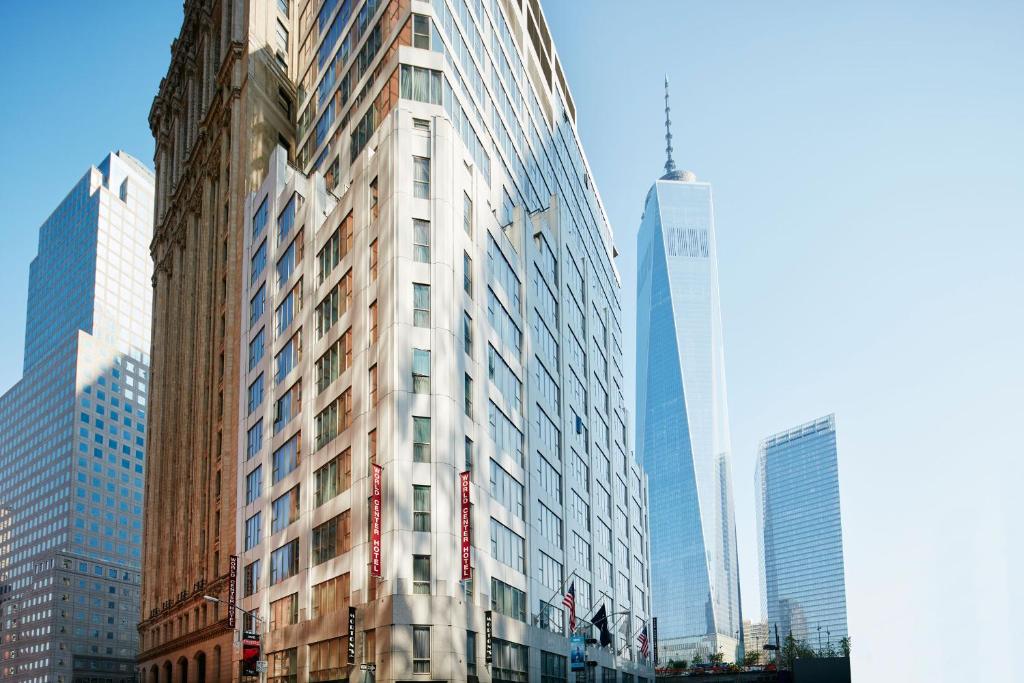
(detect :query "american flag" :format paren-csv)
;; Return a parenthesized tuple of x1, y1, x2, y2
(562, 582, 576, 632)
(638, 624, 650, 659)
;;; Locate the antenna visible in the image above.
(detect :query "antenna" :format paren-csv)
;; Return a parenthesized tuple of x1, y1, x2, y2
(664, 75, 676, 177)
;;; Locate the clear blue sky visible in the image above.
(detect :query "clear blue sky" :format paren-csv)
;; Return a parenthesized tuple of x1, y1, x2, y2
(0, 1, 1021, 680)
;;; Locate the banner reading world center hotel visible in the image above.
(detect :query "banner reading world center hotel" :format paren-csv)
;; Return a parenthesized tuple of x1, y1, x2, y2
(460, 471, 471, 580)
(371, 463, 382, 577)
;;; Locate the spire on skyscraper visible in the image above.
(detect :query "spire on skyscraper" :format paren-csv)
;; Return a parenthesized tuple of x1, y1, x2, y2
(661, 75, 696, 182)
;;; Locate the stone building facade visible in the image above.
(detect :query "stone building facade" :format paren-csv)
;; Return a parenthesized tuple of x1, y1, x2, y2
(137, 1, 297, 682)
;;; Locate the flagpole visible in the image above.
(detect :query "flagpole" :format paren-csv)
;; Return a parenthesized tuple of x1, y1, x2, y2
(542, 567, 580, 613)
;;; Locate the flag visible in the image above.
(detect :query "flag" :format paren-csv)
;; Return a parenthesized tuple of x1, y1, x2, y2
(638, 624, 650, 659)
(562, 582, 576, 633)
(592, 604, 612, 648)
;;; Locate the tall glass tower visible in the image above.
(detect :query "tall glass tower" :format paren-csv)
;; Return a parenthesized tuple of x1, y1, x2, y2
(756, 415, 848, 649)
(636, 78, 743, 663)
(0, 152, 153, 683)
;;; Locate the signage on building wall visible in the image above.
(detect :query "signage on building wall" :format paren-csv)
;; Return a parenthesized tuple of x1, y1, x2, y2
(227, 555, 238, 629)
(484, 610, 493, 664)
(570, 634, 586, 671)
(347, 607, 357, 664)
(652, 617, 659, 665)
(370, 464, 383, 577)
(460, 471, 471, 581)
(241, 631, 261, 677)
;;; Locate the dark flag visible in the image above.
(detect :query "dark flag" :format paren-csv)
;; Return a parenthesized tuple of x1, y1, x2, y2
(592, 604, 612, 647)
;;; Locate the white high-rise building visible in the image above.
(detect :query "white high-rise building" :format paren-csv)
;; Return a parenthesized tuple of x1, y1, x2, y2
(0, 151, 154, 683)
(233, 1, 652, 681)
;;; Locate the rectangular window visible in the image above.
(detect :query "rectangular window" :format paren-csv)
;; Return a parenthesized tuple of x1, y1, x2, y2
(489, 518, 526, 572)
(275, 280, 301, 336)
(277, 193, 297, 245)
(488, 345, 523, 413)
(413, 284, 430, 327)
(413, 626, 430, 674)
(488, 401, 524, 466)
(369, 238, 378, 280)
(250, 284, 266, 328)
(271, 485, 300, 533)
(316, 214, 352, 285)
(244, 560, 261, 596)
(463, 192, 473, 235)
(314, 448, 351, 507)
(275, 19, 289, 54)
(490, 578, 526, 622)
(464, 373, 473, 418)
(269, 539, 298, 584)
(413, 417, 431, 462)
(369, 300, 378, 343)
(465, 437, 474, 471)
(310, 572, 350, 619)
(251, 239, 268, 286)
(412, 13, 430, 49)
(369, 364, 378, 404)
(267, 648, 297, 683)
(413, 555, 430, 594)
(489, 460, 524, 519)
(467, 631, 477, 676)
(492, 639, 528, 682)
(413, 485, 430, 532)
(273, 381, 302, 434)
(244, 512, 261, 550)
(247, 419, 263, 459)
(541, 651, 567, 683)
(413, 219, 430, 262)
(487, 288, 522, 359)
(538, 504, 563, 550)
(412, 349, 430, 394)
(272, 433, 300, 483)
(308, 637, 344, 683)
(370, 177, 379, 219)
(245, 466, 262, 505)
(274, 331, 300, 383)
(253, 198, 268, 238)
(463, 251, 473, 296)
(413, 156, 430, 198)
(312, 512, 351, 565)
(269, 593, 297, 631)
(247, 374, 264, 414)
(276, 232, 302, 291)
(463, 312, 473, 357)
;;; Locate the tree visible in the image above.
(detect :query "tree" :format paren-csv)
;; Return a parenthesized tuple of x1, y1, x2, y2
(781, 632, 816, 670)
(743, 651, 761, 667)
(840, 636, 852, 658)
(708, 652, 725, 666)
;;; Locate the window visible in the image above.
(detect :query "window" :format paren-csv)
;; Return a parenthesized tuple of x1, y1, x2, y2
(412, 14, 430, 49)
(273, 381, 302, 434)
(413, 486, 430, 532)
(247, 374, 264, 414)
(492, 639, 528, 683)
(243, 560, 261, 596)
(413, 555, 431, 594)
(244, 512, 261, 550)
(245, 466, 262, 505)
(269, 593, 297, 631)
(276, 233, 302, 290)
(465, 437, 474, 471)
(464, 373, 473, 418)
(271, 486, 300, 533)
(413, 156, 430, 198)
(275, 280, 301, 335)
(467, 631, 477, 676)
(369, 177, 379, 219)
(463, 252, 473, 296)
(314, 390, 351, 450)
(490, 518, 526, 572)
(247, 420, 263, 459)
(463, 312, 474, 357)
(541, 651, 567, 683)
(491, 579, 526, 622)
(399, 64, 442, 104)
(268, 648, 297, 683)
(309, 637, 344, 683)
(248, 328, 266, 370)
(369, 364, 378, 404)
(412, 626, 430, 674)
(272, 434, 300, 483)
(413, 284, 430, 327)
(250, 284, 266, 327)
(275, 19, 289, 54)
(369, 238, 378, 280)
(253, 198, 268, 238)
(413, 417, 430, 462)
(311, 573, 350, 619)
(312, 512, 350, 564)
(369, 300, 378, 343)
(489, 460, 524, 519)
(412, 349, 430, 394)
(277, 0, 289, 15)
(538, 505, 563, 550)
(463, 192, 473, 236)
(277, 193, 297, 245)
(274, 332, 300, 383)
(489, 401, 524, 466)
(314, 449, 350, 506)
(413, 219, 430, 262)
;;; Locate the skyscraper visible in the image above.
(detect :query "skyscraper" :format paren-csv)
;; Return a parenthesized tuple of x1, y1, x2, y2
(756, 414, 848, 649)
(0, 151, 154, 683)
(636, 78, 743, 663)
(229, 0, 653, 679)
(138, 1, 296, 681)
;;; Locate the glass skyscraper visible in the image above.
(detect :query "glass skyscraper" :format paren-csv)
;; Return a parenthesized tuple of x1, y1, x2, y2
(756, 414, 848, 650)
(0, 152, 153, 683)
(636, 80, 743, 663)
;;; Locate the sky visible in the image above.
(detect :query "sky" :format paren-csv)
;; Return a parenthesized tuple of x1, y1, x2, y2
(0, 1, 1021, 680)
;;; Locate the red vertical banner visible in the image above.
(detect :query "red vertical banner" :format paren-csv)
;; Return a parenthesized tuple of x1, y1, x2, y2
(459, 471, 471, 580)
(371, 464, 383, 577)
